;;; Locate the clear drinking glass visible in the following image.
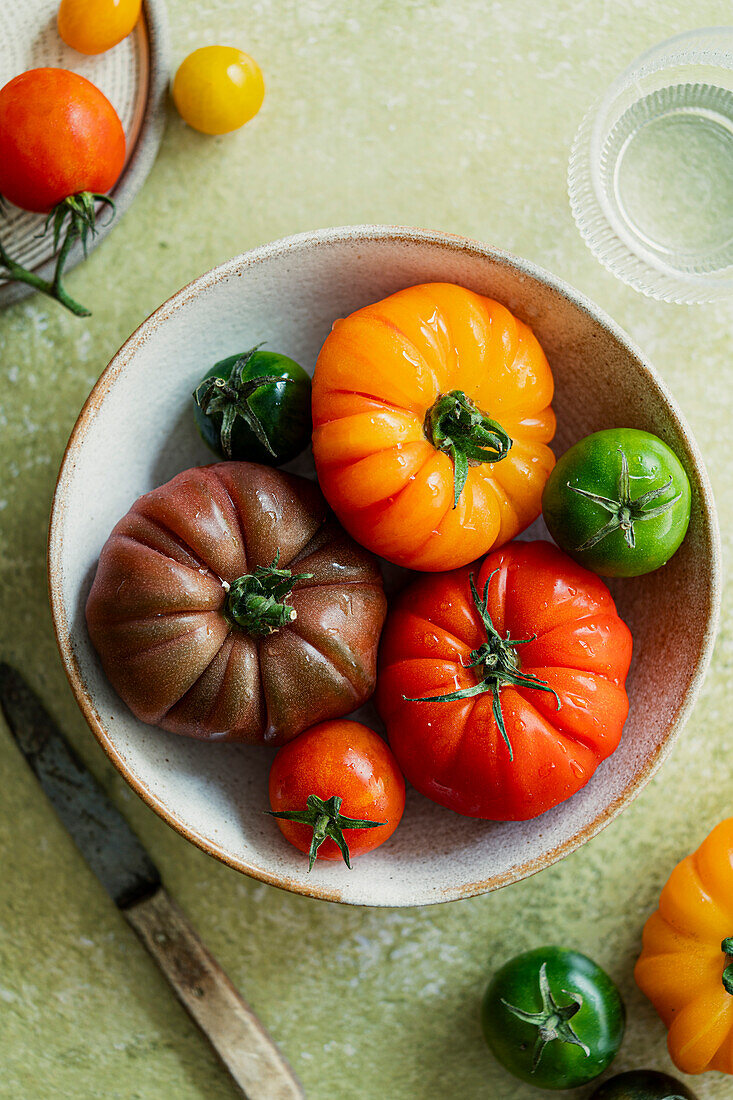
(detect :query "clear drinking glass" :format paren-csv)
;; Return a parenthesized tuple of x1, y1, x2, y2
(568, 27, 733, 303)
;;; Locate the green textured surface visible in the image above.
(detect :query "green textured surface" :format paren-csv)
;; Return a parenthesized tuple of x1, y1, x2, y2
(1, 1, 732, 1097)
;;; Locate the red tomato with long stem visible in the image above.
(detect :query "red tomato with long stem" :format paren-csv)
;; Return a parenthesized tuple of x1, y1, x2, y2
(0, 68, 126, 315)
(269, 720, 405, 868)
(377, 541, 632, 821)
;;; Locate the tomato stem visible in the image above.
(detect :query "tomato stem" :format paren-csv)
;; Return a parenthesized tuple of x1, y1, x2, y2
(225, 552, 313, 636)
(723, 938, 733, 995)
(268, 793, 384, 870)
(569, 448, 682, 552)
(193, 346, 296, 459)
(0, 191, 115, 317)
(501, 962, 590, 1072)
(423, 390, 512, 508)
(402, 570, 560, 761)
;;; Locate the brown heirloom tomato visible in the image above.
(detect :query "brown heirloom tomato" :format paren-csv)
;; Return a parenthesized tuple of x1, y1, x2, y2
(86, 463, 386, 744)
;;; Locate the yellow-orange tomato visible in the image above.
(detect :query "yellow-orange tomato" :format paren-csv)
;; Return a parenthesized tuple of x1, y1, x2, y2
(635, 818, 733, 1075)
(58, 0, 142, 55)
(172, 46, 265, 135)
(311, 283, 556, 571)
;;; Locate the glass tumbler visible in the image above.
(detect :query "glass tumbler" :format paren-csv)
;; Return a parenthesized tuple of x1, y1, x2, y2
(568, 27, 733, 304)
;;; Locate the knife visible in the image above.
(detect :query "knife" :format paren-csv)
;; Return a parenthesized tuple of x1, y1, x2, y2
(0, 663, 304, 1100)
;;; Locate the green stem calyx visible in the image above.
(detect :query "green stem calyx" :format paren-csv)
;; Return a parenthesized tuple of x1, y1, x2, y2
(722, 937, 733, 995)
(569, 448, 682, 552)
(403, 571, 560, 761)
(225, 554, 313, 636)
(0, 191, 115, 316)
(193, 346, 293, 459)
(268, 794, 384, 870)
(423, 390, 512, 508)
(502, 962, 590, 1072)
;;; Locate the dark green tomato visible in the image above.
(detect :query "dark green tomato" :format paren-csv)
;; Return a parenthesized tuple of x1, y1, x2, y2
(590, 1070, 699, 1100)
(193, 348, 312, 465)
(542, 428, 691, 578)
(481, 947, 625, 1090)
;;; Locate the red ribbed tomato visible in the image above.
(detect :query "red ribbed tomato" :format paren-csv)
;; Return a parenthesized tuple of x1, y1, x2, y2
(377, 540, 632, 821)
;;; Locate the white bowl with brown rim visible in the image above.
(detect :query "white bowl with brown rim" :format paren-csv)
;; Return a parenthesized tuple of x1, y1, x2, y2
(48, 225, 721, 906)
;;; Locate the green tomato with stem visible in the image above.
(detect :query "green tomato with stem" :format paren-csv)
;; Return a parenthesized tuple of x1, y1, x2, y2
(590, 1070, 699, 1100)
(542, 428, 691, 577)
(193, 347, 312, 466)
(481, 946, 625, 1090)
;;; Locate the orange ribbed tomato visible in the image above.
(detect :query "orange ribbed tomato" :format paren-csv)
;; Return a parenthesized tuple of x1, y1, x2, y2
(635, 818, 733, 1075)
(311, 283, 556, 571)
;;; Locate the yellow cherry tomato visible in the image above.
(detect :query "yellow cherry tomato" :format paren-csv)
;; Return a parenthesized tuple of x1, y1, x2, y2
(58, 0, 142, 55)
(172, 46, 265, 135)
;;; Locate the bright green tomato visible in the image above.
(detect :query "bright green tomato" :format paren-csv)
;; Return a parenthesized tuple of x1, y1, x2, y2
(542, 428, 691, 578)
(193, 347, 311, 466)
(481, 947, 625, 1090)
(590, 1070, 699, 1100)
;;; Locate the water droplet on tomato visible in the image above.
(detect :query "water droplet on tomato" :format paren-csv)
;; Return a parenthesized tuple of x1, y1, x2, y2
(338, 593, 353, 615)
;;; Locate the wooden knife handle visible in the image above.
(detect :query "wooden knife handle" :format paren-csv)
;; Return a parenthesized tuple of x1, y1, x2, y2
(123, 887, 304, 1100)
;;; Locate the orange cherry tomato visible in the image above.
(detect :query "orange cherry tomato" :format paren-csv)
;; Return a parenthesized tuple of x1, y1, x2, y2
(268, 720, 405, 867)
(58, 0, 142, 55)
(635, 818, 733, 1075)
(0, 68, 125, 213)
(312, 282, 556, 571)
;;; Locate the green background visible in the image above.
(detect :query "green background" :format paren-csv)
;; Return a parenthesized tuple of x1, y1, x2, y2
(1, 1, 732, 1097)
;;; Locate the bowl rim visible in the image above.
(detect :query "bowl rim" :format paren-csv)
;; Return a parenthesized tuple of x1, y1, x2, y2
(47, 223, 722, 906)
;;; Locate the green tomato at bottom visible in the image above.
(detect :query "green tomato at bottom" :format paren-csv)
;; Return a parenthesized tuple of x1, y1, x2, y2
(542, 428, 691, 578)
(590, 1070, 699, 1100)
(481, 946, 625, 1089)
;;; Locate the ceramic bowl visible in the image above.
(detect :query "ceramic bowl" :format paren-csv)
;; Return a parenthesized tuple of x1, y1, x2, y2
(48, 226, 721, 906)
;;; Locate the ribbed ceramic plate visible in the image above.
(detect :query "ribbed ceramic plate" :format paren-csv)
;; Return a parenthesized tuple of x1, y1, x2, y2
(0, 0, 169, 307)
(48, 226, 721, 907)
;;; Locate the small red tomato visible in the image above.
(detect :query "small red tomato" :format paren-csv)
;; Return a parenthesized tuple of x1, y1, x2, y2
(0, 68, 126, 213)
(269, 720, 405, 868)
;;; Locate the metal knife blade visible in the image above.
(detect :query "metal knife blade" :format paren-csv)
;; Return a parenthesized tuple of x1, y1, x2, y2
(0, 662, 160, 908)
